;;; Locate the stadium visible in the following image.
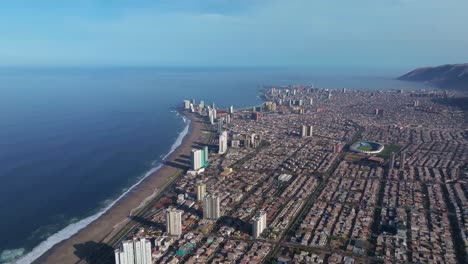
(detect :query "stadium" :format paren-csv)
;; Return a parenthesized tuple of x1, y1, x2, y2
(350, 141, 384, 154)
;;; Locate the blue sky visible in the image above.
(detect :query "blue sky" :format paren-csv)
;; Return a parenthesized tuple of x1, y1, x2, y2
(1, 0, 467, 68)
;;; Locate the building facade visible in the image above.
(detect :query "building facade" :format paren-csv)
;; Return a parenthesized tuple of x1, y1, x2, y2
(301, 125, 313, 137)
(114, 238, 152, 264)
(203, 194, 221, 220)
(218, 131, 228, 154)
(196, 182, 206, 201)
(166, 207, 182, 236)
(253, 211, 267, 238)
(190, 146, 209, 171)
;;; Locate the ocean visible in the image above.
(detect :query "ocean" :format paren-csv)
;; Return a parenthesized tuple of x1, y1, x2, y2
(0, 67, 430, 263)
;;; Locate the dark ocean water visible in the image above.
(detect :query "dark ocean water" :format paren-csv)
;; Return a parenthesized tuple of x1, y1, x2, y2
(0, 67, 430, 263)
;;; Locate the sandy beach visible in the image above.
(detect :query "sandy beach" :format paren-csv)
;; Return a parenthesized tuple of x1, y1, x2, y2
(32, 112, 205, 264)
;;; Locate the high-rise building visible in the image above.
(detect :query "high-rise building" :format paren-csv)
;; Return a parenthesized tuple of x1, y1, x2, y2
(264, 101, 277, 111)
(218, 131, 228, 154)
(400, 152, 406, 171)
(226, 114, 231, 124)
(115, 238, 152, 264)
(229, 105, 234, 114)
(196, 182, 206, 201)
(202, 146, 208, 167)
(217, 119, 224, 133)
(203, 194, 221, 220)
(207, 108, 217, 124)
(209, 113, 215, 125)
(301, 125, 313, 137)
(183, 100, 191, 109)
(252, 211, 267, 238)
(115, 249, 124, 264)
(191, 147, 209, 170)
(134, 238, 152, 264)
(389, 152, 395, 170)
(190, 149, 202, 171)
(166, 207, 182, 236)
(199, 100, 205, 109)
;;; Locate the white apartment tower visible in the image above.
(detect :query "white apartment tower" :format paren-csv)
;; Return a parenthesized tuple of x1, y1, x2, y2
(218, 131, 228, 154)
(301, 125, 313, 138)
(203, 194, 221, 220)
(252, 211, 267, 238)
(191, 149, 202, 170)
(196, 182, 206, 201)
(114, 238, 152, 264)
(166, 207, 182, 236)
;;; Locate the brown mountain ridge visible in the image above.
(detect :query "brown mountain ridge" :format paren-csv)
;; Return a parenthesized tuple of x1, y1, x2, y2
(398, 63, 468, 90)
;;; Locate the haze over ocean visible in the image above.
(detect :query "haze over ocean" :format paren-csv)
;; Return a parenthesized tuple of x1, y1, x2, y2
(0, 67, 430, 263)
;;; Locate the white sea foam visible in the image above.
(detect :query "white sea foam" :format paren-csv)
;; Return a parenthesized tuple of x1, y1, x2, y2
(0, 248, 25, 264)
(12, 114, 191, 264)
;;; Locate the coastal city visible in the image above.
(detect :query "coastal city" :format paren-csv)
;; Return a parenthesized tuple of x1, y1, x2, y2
(109, 87, 467, 264)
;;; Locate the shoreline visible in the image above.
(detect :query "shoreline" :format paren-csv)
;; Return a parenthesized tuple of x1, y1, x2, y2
(28, 111, 204, 264)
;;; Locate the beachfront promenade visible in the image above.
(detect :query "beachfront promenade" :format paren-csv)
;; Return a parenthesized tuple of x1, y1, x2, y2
(34, 87, 467, 264)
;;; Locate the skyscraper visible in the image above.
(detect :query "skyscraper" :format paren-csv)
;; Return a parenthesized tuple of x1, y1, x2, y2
(191, 147, 209, 171)
(166, 207, 182, 236)
(134, 238, 152, 264)
(212, 108, 217, 119)
(229, 105, 234, 114)
(252, 211, 267, 238)
(196, 182, 206, 201)
(190, 149, 202, 171)
(301, 125, 313, 137)
(218, 131, 228, 154)
(209, 110, 215, 125)
(202, 146, 209, 168)
(115, 238, 152, 264)
(203, 194, 221, 220)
